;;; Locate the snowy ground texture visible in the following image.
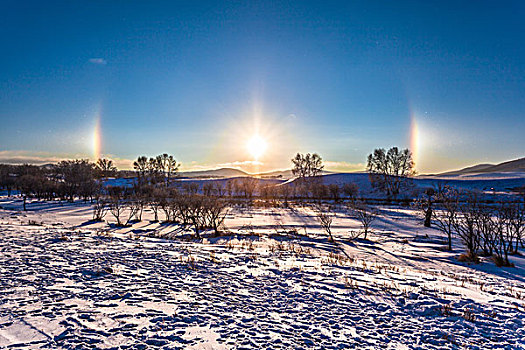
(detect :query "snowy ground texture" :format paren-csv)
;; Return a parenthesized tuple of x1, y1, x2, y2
(0, 198, 524, 349)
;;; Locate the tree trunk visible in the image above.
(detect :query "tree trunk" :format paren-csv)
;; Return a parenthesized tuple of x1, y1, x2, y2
(424, 208, 432, 227)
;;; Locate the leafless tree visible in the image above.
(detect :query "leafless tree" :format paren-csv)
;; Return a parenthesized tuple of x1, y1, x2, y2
(182, 182, 199, 194)
(278, 184, 292, 206)
(202, 182, 214, 196)
(188, 195, 207, 238)
(123, 201, 139, 226)
(453, 192, 482, 261)
(328, 184, 341, 202)
(96, 158, 117, 179)
(342, 182, 359, 202)
(311, 183, 328, 202)
(148, 187, 163, 222)
(492, 204, 514, 266)
(147, 157, 164, 185)
(214, 182, 226, 197)
(366, 147, 415, 198)
(433, 186, 459, 251)
(108, 186, 126, 226)
(155, 153, 180, 187)
(0, 165, 16, 196)
(133, 156, 148, 184)
(413, 188, 435, 227)
(92, 195, 108, 221)
(225, 179, 235, 197)
(292, 153, 324, 178)
(350, 201, 377, 240)
(131, 193, 147, 222)
(292, 153, 324, 197)
(316, 204, 335, 242)
(476, 205, 496, 256)
(508, 201, 525, 253)
(239, 177, 258, 199)
(259, 185, 273, 202)
(165, 154, 180, 186)
(203, 196, 229, 236)
(160, 188, 178, 222)
(55, 160, 97, 202)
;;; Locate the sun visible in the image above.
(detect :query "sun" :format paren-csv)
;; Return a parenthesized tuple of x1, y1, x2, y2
(246, 135, 267, 160)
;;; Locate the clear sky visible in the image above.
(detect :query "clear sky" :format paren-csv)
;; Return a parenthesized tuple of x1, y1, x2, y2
(1, 1, 524, 173)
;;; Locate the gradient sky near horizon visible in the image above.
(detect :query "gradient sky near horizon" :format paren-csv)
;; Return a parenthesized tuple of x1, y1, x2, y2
(1, 1, 524, 174)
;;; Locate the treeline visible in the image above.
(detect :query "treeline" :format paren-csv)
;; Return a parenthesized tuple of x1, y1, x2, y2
(0, 159, 117, 209)
(428, 186, 524, 266)
(97, 186, 228, 238)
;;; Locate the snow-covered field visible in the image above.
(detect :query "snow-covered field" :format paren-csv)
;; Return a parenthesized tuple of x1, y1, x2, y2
(0, 197, 524, 349)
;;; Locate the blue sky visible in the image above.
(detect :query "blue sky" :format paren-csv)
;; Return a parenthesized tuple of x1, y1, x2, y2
(1, 1, 524, 173)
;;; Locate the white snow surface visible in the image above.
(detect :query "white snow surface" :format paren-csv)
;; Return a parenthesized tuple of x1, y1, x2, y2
(0, 197, 524, 349)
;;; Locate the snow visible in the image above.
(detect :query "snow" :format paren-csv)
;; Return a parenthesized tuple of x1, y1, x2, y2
(0, 196, 524, 349)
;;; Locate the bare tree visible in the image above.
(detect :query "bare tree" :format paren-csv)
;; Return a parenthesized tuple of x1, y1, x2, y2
(92, 195, 108, 221)
(202, 182, 214, 196)
(366, 147, 415, 198)
(278, 184, 292, 206)
(96, 158, 117, 179)
(173, 193, 192, 226)
(292, 153, 324, 197)
(108, 186, 126, 226)
(328, 184, 341, 202)
(259, 184, 277, 205)
(130, 192, 147, 222)
(350, 201, 377, 240)
(203, 196, 229, 236)
(225, 179, 235, 197)
(188, 195, 206, 239)
(165, 154, 180, 185)
(0, 165, 16, 196)
(147, 157, 163, 185)
(214, 182, 226, 197)
(509, 201, 525, 253)
(493, 204, 511, 266)
(123, 201, 139, 226)
(55, 160, 97, 202)
(292, 153, 324, 178)
(342, 182, 359, 202)
(148, 187, 163, 222)
(160, 188, 178, 222)
(413, 188, 435, 227)
(433, 186, 459, 251)
(453, 192, 482, 262)
(476, 205, 496, 256)
(239, 177, 258, 199)
(311, 183, 329, 202)
(182, 182, 199, 194)
(316, 205, 335, 242)
(133, 156, 148, 185)
(155, 153, 180, 187)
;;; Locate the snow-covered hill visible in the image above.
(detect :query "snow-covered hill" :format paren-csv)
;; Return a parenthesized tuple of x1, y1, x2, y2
(283, 172, 525, 199)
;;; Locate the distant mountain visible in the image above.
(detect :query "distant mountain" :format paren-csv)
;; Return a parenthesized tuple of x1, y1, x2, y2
(179, 167, 334, 179)
(439, 157, 525, 176)
(179, 168, 248, 178)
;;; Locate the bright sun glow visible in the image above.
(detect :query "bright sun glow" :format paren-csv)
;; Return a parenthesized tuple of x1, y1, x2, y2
(246, 135, 267, 160)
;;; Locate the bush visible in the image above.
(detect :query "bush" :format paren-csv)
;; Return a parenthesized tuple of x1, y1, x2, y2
(492, 255, 514, 268)
(457, 251, 480, 264)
